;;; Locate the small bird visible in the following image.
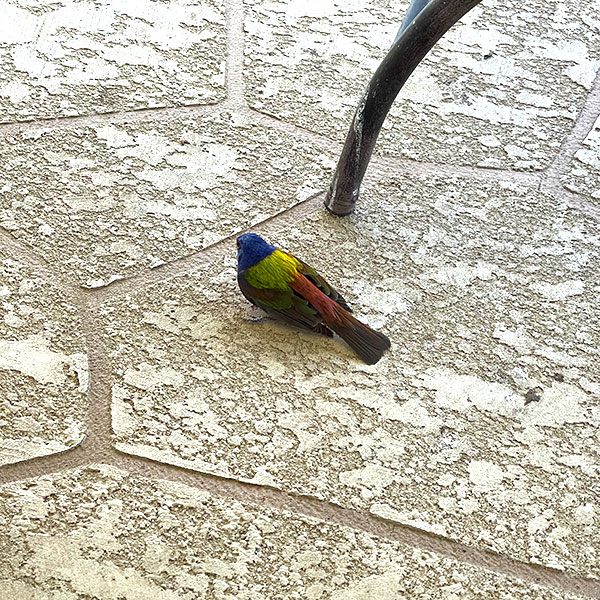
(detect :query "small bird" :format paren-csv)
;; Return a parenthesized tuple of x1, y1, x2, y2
(236, 233, 390, 364)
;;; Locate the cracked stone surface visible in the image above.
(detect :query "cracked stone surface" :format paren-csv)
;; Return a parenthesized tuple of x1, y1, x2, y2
(0, 464, 588, 600)
(0, 111, 331, 287)
(244, 0, 600, 170)
(0, 0, 226, 122)
(562, 115, 600, 200)
(0, 249, 87, 465)
(103, 174, 600, 578)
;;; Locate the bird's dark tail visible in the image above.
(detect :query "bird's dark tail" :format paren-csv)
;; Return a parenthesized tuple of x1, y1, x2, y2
(290, 273, 390, 364)
(325, 303, 391, 365)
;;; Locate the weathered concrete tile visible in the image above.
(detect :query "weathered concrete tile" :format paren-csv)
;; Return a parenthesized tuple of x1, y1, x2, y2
(0, 111, 331, 287)
(244, 0, 600, 170)
(0, 250, 87, 465)
(0, 465, 588, 599)
(103, 175, 600, 577)
(561, 115, 600, 200)
(0, 0, 226, 122)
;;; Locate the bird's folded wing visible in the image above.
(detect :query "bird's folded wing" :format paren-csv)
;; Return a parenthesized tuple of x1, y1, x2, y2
(292, 255, 353, 313)
(238, 272, 321, 331)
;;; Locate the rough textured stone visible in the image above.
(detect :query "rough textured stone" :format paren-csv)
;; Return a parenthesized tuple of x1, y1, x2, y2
(103, 175, 600, 577)
(0, 249, 87, 465)
(244, 0, 600, 170)
(0, 465, 587, 599)
(0, 111, 331, 287)
(562, 115, 600, 200)
(0, 0, 226, 122)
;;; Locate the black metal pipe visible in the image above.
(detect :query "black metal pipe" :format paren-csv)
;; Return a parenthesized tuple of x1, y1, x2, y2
(325, 0, 482, 216)
(393, 0, 431, 43)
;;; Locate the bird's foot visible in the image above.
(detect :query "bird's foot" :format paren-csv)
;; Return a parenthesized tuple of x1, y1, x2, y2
(243, 315, 269, 325)
(314, 323, 334, 338)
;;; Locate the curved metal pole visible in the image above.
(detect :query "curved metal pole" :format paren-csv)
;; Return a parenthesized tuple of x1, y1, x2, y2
(393, 0, 431, 44)
(325, 0, 482, 216)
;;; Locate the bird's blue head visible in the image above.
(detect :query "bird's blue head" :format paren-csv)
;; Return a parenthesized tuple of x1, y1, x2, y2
(236, 233, 276, 272)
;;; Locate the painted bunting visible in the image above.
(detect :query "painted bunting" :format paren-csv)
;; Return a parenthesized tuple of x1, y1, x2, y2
(236, 233, 390, 364)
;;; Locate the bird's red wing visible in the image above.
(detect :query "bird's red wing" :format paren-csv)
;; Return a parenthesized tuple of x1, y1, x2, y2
(285, 253, 353, 313)
(289, 272, 341, 323)
(290, 272, 391, 364)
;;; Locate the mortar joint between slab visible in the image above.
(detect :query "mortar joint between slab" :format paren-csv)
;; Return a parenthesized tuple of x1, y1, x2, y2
(89, 453, 600, 599)
(0, 226, 90, 308)
(543, 69, 600, 187)
(223, 0, 248, 110)
(0, 102, 227, 136)
(91, 190, 327, 303)
(2, 437, 600, 598)
(81, 302, 116, 446)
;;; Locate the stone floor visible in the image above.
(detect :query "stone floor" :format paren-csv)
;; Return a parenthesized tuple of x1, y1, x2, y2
(0, 0, 599, 598)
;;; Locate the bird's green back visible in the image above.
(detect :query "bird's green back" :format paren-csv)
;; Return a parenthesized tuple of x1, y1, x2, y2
(244, 250, 301, 290)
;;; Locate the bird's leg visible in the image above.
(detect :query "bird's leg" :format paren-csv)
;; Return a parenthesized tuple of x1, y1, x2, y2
(243, 315, 269, 324)
(314, 323, 334, 338)
(242, 305, 269, 324)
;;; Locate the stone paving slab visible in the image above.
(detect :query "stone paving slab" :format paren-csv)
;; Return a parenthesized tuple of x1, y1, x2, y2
(0, 249, 87, 465)
(0, 464, 588, 599)
(0, 0, 226, 122)
(244, 0, 600, 170)
(0, 111, 331, 287)
(103, 174, 600, 578)
(562, 115, 600, 201)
